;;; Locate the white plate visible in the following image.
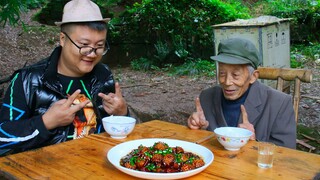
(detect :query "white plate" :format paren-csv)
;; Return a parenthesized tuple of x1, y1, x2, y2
(107, 138, 214, 180)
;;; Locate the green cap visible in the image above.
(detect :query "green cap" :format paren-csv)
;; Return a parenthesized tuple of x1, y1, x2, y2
(210, 38, 261, 69)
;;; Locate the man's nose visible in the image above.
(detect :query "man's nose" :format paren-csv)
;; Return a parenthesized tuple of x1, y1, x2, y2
(86, 49, 98, 57)
(224, 74, 233, 86)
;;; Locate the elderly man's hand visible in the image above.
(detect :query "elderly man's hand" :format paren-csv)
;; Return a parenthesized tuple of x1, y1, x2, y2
(98, 82, 127, 116)
(42, 89, 90, 130)
(187, 98, 209, 130)
(238, 105, 256, 140)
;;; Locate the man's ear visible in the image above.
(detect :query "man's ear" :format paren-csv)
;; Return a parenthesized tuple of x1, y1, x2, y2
(249, 70, 259, 84)
(59, 32, 65, 47)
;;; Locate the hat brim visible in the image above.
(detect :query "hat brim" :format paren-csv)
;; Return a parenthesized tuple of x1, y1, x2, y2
(210, 53, 257, 69)
(55, 18, 111, 26)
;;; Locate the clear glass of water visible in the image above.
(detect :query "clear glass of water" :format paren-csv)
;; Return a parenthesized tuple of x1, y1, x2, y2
(257, 142, 275, 168)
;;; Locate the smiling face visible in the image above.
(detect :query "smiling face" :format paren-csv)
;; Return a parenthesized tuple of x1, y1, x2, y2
(58, 25, 107, 77)
(218, 62, 258, 100)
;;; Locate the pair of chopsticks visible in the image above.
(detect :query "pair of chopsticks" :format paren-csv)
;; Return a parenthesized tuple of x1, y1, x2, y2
(194, 133, 215, 144)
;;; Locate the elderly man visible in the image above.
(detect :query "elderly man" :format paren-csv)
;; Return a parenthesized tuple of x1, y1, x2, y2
(187, 38, 296, 149)
(0, 0, 128, 155)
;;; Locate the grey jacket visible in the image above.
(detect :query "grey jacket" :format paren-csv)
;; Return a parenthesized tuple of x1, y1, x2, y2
(200, 81, 296, 149)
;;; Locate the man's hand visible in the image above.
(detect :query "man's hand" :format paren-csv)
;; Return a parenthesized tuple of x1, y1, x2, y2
(98, 82, 127, 116)
(42, 89, 90, 130)
(238, 105, 256, 140)
(187, 98, 209, 130)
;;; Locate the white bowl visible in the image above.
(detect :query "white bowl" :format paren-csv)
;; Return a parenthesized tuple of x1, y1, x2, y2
(102, 116, 136, 139)
(214, 127, 253, 151)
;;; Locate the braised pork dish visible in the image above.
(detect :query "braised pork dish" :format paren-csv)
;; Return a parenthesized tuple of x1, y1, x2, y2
(120, 141, 205, 173)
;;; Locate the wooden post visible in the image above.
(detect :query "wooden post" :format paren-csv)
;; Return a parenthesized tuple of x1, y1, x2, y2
(293, 79, 301, 123)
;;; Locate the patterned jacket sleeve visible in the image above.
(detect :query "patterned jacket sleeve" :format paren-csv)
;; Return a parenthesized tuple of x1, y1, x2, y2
(0, 72, 52, 153)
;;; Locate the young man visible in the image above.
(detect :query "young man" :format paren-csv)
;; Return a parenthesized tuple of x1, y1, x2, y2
(187, 38, 296, 149)
(0, 0, 128, 154)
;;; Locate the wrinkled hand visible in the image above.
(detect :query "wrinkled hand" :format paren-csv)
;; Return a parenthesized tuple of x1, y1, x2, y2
(98, 82, 127, 116)
(42, 89, 90, 130)
(238, 105, 256, 140)
(187, 98, 209, 130)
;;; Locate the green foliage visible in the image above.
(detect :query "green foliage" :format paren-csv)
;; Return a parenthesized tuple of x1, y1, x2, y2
(131, 57, 216, 77)
(295, 43, 320, 60)
(290, 57, 304, 68)
(290, 42, 320, 67)
(154, 41, 170, 65)
(26, 0, 48, 9)
(110, 0, 251, 66)
(0, 0, 26, 26)
(131, 57, 154, 71)
(170, 59, 216, 77)
(32, 0, 66, 26)
(252, 0, 320, 43)
(0, 0, 47, 27)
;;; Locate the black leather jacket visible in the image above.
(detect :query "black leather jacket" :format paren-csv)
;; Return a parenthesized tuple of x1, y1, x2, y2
(0, 46, 116, 153)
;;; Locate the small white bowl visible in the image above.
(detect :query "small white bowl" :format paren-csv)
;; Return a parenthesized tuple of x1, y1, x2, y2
(102, 116, 136, 139)
(214, 127, 253, 151)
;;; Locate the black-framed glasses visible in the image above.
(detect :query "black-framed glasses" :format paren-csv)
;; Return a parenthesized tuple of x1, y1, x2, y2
(62, 32, 110, 56)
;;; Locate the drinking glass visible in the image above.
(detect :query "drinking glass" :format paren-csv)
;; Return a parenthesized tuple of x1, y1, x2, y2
(257, 142, 275, 168)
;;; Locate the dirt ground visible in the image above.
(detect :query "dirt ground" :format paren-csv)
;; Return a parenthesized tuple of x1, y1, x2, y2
(1, 10, 320, 131)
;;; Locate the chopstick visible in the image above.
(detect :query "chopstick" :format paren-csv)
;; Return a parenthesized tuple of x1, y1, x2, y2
(194, 133, 215, 144)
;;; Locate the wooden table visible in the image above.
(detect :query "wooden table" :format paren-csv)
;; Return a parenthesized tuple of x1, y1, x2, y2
(0, 120, 319, 180)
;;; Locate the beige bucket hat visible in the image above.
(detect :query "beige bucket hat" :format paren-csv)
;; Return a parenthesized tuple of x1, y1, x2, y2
(55, 0, 110, 26)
